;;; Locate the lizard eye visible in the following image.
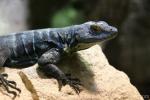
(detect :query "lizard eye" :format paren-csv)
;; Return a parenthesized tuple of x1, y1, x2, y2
(90, 24, 102, 33)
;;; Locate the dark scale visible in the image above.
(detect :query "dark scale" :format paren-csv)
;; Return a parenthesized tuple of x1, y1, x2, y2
(34, 30, 60, 56)
(4, 32, 38, 67)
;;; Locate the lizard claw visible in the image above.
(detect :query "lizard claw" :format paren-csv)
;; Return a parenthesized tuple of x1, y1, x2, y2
(59, 73, 82, 94)
(1, 73, 17, 87)
(58, 80, 63, 91)
(0, 73, 21, 98)
(66, 74, 82, 94)
(2, 73, 8, 78)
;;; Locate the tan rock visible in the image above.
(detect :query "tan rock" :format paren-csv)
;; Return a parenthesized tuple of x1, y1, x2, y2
(0, 45, 143, 100)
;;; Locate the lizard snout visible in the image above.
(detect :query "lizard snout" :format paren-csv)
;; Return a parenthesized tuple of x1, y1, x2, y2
(110, 26, 118, 33)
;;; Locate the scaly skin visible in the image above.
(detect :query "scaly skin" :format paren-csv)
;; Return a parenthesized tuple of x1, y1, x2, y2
(0, 21, 118, 98)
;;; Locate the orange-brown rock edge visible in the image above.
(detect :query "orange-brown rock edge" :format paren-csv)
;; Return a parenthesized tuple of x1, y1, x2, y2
(0, 45, 143, 100)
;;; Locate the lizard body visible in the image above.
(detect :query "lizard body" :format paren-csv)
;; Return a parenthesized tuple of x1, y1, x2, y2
(0, 21, 118, 98)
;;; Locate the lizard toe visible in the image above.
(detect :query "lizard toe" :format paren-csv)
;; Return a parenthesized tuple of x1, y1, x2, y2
(0, 73, 21, 98)
(63, 74, 82, 94)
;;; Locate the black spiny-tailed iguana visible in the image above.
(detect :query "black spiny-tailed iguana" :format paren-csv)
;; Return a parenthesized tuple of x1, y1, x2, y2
(0, 21, 118, 98)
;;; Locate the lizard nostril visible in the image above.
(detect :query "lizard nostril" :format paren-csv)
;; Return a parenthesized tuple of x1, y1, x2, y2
(110, 27, 118, 33)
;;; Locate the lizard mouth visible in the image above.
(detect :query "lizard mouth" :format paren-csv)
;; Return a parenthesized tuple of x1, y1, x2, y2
(108, 30, 118, 38)
(100, 31, 118, 41)
(90, 29, 118, 42)
(100, 26, 118, 40)
(78, 31, 118, 43)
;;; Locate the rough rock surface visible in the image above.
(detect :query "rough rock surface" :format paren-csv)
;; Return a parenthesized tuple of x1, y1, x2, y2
(0, 45, 143, 100)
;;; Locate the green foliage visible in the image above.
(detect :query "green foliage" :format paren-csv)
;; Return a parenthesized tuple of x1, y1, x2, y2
(51, 6, 83, 27)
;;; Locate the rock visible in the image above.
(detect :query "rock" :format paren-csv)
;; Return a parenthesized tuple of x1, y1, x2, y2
(0, 45, 143, 100)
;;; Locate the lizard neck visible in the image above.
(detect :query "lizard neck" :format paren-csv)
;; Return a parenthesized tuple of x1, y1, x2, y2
(56, 28, 78, 53)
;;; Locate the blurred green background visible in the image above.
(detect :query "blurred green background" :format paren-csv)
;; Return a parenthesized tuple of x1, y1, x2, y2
(0, 0, 150, 97)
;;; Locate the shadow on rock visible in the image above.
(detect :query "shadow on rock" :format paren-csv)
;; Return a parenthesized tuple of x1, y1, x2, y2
(36, 53, 96, 93)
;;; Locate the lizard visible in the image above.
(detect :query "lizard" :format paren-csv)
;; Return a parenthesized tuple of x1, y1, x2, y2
(0, 21, 118, 98)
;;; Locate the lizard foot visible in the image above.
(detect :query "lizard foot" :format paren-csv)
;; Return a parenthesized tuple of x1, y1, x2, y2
(58, 73, 82, 94)
(0, 73, 21, 99)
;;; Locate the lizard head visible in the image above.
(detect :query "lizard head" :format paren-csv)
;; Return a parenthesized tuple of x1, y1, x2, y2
(74, 21, 118, 50)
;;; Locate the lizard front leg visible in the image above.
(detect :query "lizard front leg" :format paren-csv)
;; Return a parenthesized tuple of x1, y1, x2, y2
(38, 48, 82, 94)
